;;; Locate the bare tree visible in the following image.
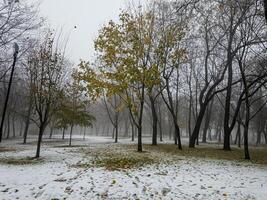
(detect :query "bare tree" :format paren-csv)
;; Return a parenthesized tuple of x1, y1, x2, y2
(26, 32, 66, 158)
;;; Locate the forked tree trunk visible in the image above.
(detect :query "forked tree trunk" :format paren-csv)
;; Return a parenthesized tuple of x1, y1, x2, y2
(189, 104, 207, 148)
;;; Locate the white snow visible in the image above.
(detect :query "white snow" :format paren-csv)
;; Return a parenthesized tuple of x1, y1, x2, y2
(0, 136, 266, 200)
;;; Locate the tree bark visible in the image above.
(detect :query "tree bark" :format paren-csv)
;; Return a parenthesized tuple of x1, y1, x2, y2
(69, 124, 74, 146)
(49, 125, 54, 139)
(202, 98, 213, 143)
(174, 120, 182, 149)
(12, 115, 16, 138)
(83, 127, 86, 140)
(189, 103, 207, 148)
(244, 104, 250, 160)
(23, 98, 33, 144)
(235, 122, 241, 148)
(150, 96, 158, 146)
(62, 128, 65, 140)
(6, 114, 10, 139)
(35, 124, 45, 158)
(115, 124, 118, 143)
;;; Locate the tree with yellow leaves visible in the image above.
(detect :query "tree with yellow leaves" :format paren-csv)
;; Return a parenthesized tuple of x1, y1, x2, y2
(78, 3, 186, 152)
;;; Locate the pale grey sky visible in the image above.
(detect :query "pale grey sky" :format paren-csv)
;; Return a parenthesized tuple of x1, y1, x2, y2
(37, 0, 141, 64)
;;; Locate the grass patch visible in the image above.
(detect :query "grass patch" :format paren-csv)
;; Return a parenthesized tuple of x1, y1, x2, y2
(74, 143, 267, 170)
(141, 144, 267, 166)
(0, 147, 16, 153)
(0, 157, 42, 165)
(93, 156, 155, 171)
(53, 145, 88, 148)
(74, 145, 156, 171)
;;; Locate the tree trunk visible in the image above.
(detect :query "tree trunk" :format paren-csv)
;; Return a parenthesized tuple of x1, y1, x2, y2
(136, 85, 145, 152)
(62, 128, 65, 140)
(23, 99, 33, 144)
(35, 124, 45, 158)
(6, 114, 10, 139)
(83, 127, 86, 140)
(202, 99, 213, 143)
(235, 122, 241, 148)
(264, 131, 267, 145)
(115, 125, 118, 143)
(189, 103, 207, 148)
(150, 97, 158, 146)
(174, 121, 182, 150)
(130, 117, 135, 142)
(19, 120, 23, 136)
(208, 128, 212, 141)
(12, 115, 16, 138)
(158, 105, 163, 142)
(218, 131, 222, 143)
(112, 127, 115, 139)
(244, 109, 250, 160)
(256, 129, 262, 145)
(223, 130, 231, 151)
(49, 125, 54, 139)
(69, 124, 74, 146)
(137, 125, 142, 152)
(124, 119, 129, 137)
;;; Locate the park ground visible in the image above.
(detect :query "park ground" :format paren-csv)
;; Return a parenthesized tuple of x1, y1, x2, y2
(0, 136, 266, 200)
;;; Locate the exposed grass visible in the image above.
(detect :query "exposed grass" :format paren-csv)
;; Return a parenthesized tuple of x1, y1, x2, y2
(74, 145, 156, 171)
(0, 147, 16, 153)
(26, 139, 70, 146)
(140, 144, 267, 166)
(93, 156, 155, 171)
(71, 142, 267, 170)
(0, 157, 42, 165)
(53, 145, 88, 148)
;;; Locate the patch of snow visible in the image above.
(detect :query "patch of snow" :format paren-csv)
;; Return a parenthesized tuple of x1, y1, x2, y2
(0, 137, 266, 200)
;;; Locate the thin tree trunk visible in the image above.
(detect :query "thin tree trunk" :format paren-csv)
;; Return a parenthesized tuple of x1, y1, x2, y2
(130, 117, 135, 142)
(202, 99, 213, 143)
(244, 108, 250, 160)
(62, 128, 65, 140)
(174, 121, 182, 150)
(83, 127, 86, 140)
(256, 129, 262, 145)
(12, 115, 16, 138)
(264, 131, 267, 145)
(6, 114, 10, 139)
(235, 122, 241, 148)
(189, 104, 207, 148)
(150, 96, 158, 146)
(49, 125, 54, 139)
(23, 98, 33, 144)
(35, 124, 45, 158)
(115, 125, 118, 143)
(137, 125, 142, 152)
(19, 120, 23, 136)
(69, 124, 74, 146)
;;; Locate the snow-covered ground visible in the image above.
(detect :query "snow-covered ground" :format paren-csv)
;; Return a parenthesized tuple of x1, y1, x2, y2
(0, 136, 266, 200)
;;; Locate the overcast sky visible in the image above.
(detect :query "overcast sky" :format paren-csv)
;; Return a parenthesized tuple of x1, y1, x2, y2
(37, 0, 142, 64)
